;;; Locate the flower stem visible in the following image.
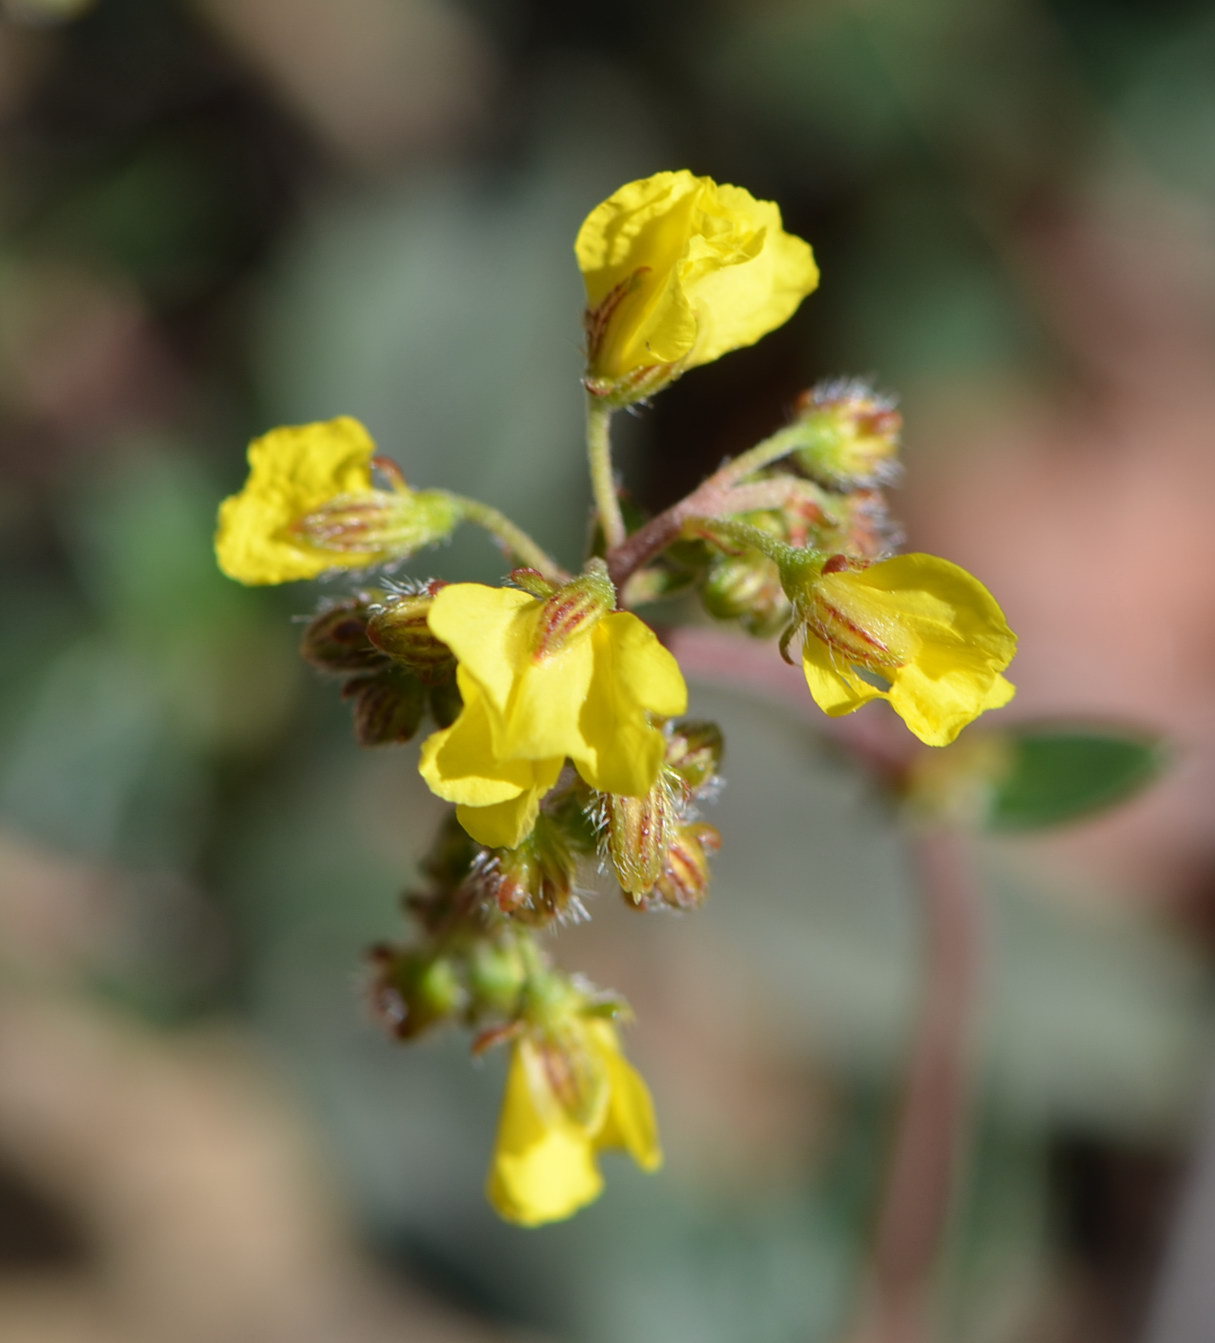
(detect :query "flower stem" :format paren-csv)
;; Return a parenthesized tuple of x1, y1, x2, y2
(852, 824, 981, 1343)
(712, 421, 815, 487)
(440, 493, 566, 579)
(695, 516, 800, 566)
(586, 397, 627, 551)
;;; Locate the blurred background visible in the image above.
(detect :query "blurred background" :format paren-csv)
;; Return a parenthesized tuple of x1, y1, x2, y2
(2, 0, 1215, 1339)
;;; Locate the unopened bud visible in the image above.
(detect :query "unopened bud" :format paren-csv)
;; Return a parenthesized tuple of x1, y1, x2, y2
(300, 600, 384, 672)
(531, 559, 616, 660)
(366, 944, 466, 1040)
(343, 668, 426, 745)
(703, 552, 790, 637)
(652, 822, 720, 910)
(509, 568, 559, 599)
(367, 592, 454, 682)
(427, 677, 463, 729)
(814, 488, 901, 561)
(601, 776, 678, 901)
(793, 380, 902, 489)
(295, 488, 460, 561)
(465, 939, 528, 1018)
(480, 816, 580, 924)
(665, 721, 724, 794)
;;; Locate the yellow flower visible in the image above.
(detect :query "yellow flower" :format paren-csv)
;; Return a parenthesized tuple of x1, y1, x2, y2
(418, 580, 687, 849)
(487, 1020, 661, 1227)
(576, 170, 819, 402)
(216, 417, 458, 584)
(790, 554, 1017, 747)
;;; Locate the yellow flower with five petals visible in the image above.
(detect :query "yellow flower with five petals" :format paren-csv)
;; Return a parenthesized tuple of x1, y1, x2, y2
(488, 1019, 661, 1227)
(786, 553, 1017, 747)
(576, 170, 819, 404)
(418, 574, 687, 849)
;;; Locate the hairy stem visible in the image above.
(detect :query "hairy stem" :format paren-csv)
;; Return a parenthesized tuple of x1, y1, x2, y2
(586, 397, 627, 551)
(440, 493, 567, 579)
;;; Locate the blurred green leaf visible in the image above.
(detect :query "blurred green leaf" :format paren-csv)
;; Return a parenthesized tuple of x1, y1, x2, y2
(986, 725, 1168, 832)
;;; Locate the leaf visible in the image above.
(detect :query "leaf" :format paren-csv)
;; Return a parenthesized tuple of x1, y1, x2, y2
(985, 724, 1169, 832)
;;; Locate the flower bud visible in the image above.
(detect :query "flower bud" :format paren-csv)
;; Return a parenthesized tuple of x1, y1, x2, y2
(367, 591, 454, 683)
(295, 487, 460, 561)
(702, 552, 790, 638)
(300, 600, 384, 673)
(652, 822, 720, 910)
(427, 676, 463, 729)
(601, 775, 679, 902)
(480, 815, 580, 924)
(366, 944, 466, 1040)
(509, 568, 560, 599)
(531, 558, 616, 660)
(465, 939, 529, 1018)
(665, 721, 724, 794)
(343, 668, 427, 746)
(793, 380, 901, 489)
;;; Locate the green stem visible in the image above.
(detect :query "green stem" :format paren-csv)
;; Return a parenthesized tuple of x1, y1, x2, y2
(701, 516, 807, 567)
(440, 493, 566, 578)
(712, 422, 815, 487)
(586, 397, 627, 551)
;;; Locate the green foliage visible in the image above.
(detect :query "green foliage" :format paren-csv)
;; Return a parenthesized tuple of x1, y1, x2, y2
(986, 725, 1169, 832)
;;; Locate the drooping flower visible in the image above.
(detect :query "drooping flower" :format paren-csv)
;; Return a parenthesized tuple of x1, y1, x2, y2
(576, 170, 819, 404)
(418, 572, 687, 849)
(488, 1019, 661, 1227)
(215, 417, 459, 584)
(785, 553, 1017, 747)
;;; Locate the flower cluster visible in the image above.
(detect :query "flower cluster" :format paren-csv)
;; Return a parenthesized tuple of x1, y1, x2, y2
(215, 170, 1016, 1226)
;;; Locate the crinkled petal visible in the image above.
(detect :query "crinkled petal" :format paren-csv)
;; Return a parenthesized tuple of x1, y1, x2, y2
(215, 418, 378, 583)
(577, 171, 818, 384)
(680, 190, 819, 371)
(487, 1045, 603, 1227)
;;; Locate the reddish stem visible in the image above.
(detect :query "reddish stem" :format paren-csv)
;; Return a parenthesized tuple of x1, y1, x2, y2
(851, 825, 981, 1343)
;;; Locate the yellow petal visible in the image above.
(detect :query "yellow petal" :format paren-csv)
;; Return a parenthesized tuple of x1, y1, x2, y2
(573, 614, 686, 795)
(890, 663, 1016, 748)
(417, 675, 533, 806)
(215, 418, 379, 583)
(486, 1043, 603, 1227)
(857, 554, 1017, 668)
(427, 582, 598, 766)
(588, 1023, 662, 1172)
(426, 584, 535, 718)
(455, 781, 557, 850)
(800, 632, 886, 717)
(577, 171, 818, 385)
